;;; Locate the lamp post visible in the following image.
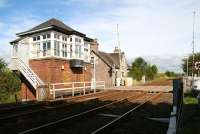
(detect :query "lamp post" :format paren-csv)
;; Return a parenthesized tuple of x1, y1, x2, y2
(93, 56, 96, 93)
(91, 56, 96, 93)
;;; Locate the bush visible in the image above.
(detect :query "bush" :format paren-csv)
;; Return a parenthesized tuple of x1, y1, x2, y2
(129, 57, 158, 81)
(0, 58, 20, 103)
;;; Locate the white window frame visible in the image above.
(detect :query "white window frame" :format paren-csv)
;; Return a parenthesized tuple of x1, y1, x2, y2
(43, 41, 51, 57)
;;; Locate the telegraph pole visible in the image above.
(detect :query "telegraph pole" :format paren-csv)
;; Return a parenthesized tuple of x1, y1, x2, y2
(187, 57, 189, 76)
(117, 24, 122, 86)
(192, 11, 196, 77)
(117, 24, 121, 51)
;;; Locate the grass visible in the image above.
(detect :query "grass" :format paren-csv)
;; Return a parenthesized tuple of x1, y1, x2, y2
(184, 95, 198, 104)
(182, 93, 200, 134)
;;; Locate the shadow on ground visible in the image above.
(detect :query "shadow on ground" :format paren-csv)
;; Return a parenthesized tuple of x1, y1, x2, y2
(0, 95, 172, 134)
(181, 93, 200, 134)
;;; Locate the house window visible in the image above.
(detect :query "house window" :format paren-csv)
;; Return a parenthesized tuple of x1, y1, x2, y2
(54, 34, 60, 39)
(43, 33, 51, 39)
(75, 38, 81, 43)
(84, 43, 88, 52)
(62, 43, 67, 57)
(33, 37, 37, 41)
(90, 57, 94, 64)
(70, 44, 72, 58)
(75, 45, 81, 58)
(43, 35, 46, 39)
(37, 36, 40, 40)
(43, 41, 51, 56)
(33, 43, 40, 57)
(33, 36, 41, 41)
(70, 37, 72, 42)
(62, 36, 67, 41)
(47, 33, 51, 38)
(54, 41, 60, 56)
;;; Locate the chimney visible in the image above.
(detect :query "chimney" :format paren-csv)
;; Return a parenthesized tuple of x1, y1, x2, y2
(90, 38, 99, 52)
(114, 46, 120, 53)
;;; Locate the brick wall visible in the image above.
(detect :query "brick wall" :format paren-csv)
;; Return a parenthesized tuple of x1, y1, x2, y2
(21, 83, 36, 101)
(91, 56, 113, 87)
(20, 58, 92, 100)
(29, 58, 91, 83)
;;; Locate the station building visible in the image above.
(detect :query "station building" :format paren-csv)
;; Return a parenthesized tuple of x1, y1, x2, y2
(10, 18, 128, 101)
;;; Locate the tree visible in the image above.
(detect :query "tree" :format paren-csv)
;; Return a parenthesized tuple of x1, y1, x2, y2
(0, 58, 7, 72)
(165, 70, 176, 77)
(0, 58, 20, 103)
(129, 57, 158, 81)
(129, 57, 147, 81)
(182, 53, 200, 76)
(145, 64, 158, 80)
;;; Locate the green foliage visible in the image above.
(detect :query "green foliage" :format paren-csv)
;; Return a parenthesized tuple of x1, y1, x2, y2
(145, 64, 158, 80)
(184, 95, 198, 104)
(182, 53, 200, 76)
(0, 58, 20, 103)
(129, 57, 158, 81)
(165, 70, 177, 77)
(0, 58, 7, 72)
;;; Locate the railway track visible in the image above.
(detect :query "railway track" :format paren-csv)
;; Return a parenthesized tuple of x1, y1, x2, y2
(0, 90, 122, 122)
(17, 92, 152, 134)
(91, 92, 162, 134)
(0, 91, 140, 133)
(0, 90, 172, 134)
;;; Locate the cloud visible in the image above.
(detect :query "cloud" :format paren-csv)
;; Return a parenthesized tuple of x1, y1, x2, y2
(1, 0, 200, 72)
(0, 15, 41, 62)
(144, 56, 183, 73)
(58, 0, 200, 72)
(65, 1, 197, 57)
(0, 0, 8, 7)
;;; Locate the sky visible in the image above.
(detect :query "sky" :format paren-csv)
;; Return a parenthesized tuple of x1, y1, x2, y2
(0, 0, 200, 73)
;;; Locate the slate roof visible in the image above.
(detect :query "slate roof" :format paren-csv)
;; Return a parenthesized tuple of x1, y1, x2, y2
(10, 37, 25, 44)
(11, 18, 94, 44)
(92, 50, 121, 69)
(30, 18, 75, 32)
(16, 18, 86, 37)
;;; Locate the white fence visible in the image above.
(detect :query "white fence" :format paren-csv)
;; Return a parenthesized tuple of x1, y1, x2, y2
(50, 81, 105, 99)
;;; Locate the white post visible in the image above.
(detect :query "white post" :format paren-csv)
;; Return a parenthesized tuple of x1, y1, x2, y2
(53, 85, 55, 100)
(104, 81, 105, 90)
(51, 32, 54, 57)
(72, 83, 74, 96)
(83, 82, 86, 95)
(93, 57, 96, 93)
(36, 87, 39, 101)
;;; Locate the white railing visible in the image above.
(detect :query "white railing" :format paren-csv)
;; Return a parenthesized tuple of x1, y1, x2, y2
(50, 81, 105, 99)
(12, 57, 44, 89)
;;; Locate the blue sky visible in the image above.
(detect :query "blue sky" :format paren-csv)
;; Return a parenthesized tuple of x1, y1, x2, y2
(1, 0, 200, 72)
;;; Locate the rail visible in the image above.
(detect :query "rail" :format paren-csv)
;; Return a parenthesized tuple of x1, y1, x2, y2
(91, 92, 162, 134)
(50, 81, 105, 99)
(18, 92, 146, 134)
(0, 91, 121, 122)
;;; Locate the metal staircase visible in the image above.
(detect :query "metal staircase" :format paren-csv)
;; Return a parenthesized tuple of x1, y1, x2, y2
(11, 57, 46, 100)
